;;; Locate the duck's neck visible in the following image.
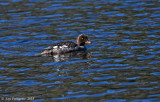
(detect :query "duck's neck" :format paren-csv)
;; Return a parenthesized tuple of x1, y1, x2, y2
(76, 39, 85, 46)
(79, 42, 85, 46)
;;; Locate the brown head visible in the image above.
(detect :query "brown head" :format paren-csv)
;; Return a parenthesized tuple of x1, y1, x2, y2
(76, 34, 91, 46)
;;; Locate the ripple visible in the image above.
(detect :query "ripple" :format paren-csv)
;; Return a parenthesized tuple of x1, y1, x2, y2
(131, 46, 145, 49)
(93, 76, 116, 80)
(126, 77, 140, 80)
(0, 81, 9, 83)
(133, 67, 149, 69)
(134, 13, 149, 16)
(108, 45, 122, 49)
(150, 72, 160, 76)
(149, 61, 160, 64)
(0, 51, 19, 55)
(42, 14, 64, 18)
(52, 94, 89, 100)
(133, 7, 145, 11)
(137, 55, 155, 60)
(12, 0, 23, 2)
(16, 80, 42, 86)
(90, 81, 116, 85)
(52, 89, 126, 100)
(118, 82, 138, 86)
(29, 0, 46, 2)
(72, 82, 88, 85)
(104, 99, 126, 102)
(148, 94, 160, 98)
(131, 99, 159, 102)
(0, 2, 10, 5)
(15, 68, 31, 72)
(41, 81, 63, 86)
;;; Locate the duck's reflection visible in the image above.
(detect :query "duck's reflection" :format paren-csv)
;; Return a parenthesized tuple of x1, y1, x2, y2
(41, 51, 90, 62)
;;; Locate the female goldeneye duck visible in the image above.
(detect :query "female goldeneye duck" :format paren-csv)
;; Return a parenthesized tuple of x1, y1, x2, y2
(41, 34, 91, 55)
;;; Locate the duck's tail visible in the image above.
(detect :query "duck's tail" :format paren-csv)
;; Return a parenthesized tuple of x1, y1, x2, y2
(35, 53, 42, 56)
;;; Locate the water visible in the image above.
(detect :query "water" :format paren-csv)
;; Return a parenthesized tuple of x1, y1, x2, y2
(0, 0, 160, 101)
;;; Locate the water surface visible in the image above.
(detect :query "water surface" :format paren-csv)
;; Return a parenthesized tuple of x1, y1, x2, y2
(0, 0, 160, 102)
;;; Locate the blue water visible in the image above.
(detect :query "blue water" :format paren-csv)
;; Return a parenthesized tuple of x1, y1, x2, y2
(0, 0, 160, 101)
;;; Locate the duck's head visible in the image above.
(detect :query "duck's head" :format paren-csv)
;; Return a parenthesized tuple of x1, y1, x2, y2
(76, 34, 91, 46)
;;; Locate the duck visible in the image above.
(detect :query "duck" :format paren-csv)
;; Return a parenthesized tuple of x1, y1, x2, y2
(41, 34, 91, 55)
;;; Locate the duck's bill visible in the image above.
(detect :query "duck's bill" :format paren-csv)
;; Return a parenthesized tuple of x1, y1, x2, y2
(86, 40, 91, 44)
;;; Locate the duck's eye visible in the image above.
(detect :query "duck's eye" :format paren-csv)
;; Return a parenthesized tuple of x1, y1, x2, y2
(81, 37, 84, 40)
